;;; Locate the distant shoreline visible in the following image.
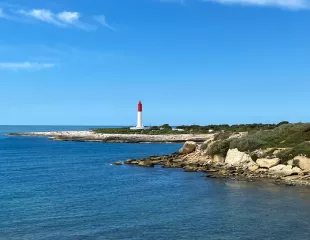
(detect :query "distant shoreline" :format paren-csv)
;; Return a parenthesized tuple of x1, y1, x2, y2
(7, 131, 212, 143)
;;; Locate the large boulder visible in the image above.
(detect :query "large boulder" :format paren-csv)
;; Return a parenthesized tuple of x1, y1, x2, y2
(293, 156, 310, 171)
(178, 141, 197, 154)
(256, 158, 280, 169)
(269, 164, 301, 177)
(225, 148, 257, 167)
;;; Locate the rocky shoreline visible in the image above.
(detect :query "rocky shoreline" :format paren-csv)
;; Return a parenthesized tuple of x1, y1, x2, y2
(118, 141, 310, 187)
(8, 131, 212, 143)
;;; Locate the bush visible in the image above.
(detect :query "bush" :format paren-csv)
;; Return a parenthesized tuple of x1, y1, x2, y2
(200, 141, 209, 151)
(206, 140, 230, 157)
(229, 123, 310, 152)
(250, 153, 258, 161)
(214, 132, 231, 141)
(229, 136, 264, 152)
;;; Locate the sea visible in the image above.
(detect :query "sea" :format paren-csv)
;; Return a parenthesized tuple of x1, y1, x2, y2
(1, 126, 310, 240)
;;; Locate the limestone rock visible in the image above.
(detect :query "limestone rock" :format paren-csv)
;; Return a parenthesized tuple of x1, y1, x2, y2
(137, 161, 155, 167)
(287, 160, 294, 166)
(292, 167, 302, 175)
(256, 158, 280, 169)
(293, 156, 310, 171)
(248, 165, 259, 172)
(213, 155, 225, 163)
(225, 148, 256, 167)
(178, 141, 197, 154)
(269, 164, 297, 176)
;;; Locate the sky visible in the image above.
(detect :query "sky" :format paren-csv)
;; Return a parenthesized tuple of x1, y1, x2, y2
(0, 0, 309, 126)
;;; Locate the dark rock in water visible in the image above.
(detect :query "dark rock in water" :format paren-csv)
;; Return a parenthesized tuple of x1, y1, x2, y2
(183, 165, 199, 172)
(124, 159, 138, 164)
(113, 161, 123, 165)
(162, 161, 185, 168)
(137, 161, 155, 167)
(206, 174, 218, 178)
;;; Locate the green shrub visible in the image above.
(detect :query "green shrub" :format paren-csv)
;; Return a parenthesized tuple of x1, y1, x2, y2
(250, 153, 258, 161)
(206, 140, 230, 157)
(275, 142, 310, 163)
(275, 149, 293, 164)
(229, 123, 310, 152)
(214, 132, 231, 141)
(229, 136, 264, 152)
(200, 141, 209, 151)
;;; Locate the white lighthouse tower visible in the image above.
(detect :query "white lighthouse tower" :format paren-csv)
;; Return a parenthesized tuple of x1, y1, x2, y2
(130, 101, 145, 130)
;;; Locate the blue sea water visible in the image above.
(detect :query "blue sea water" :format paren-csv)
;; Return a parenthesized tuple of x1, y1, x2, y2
(1, 126, 310, 240)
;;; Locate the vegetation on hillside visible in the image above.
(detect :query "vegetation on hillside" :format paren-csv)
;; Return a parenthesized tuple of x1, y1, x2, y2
(93, 121, 289, 135)
(205, 123, 310, 163)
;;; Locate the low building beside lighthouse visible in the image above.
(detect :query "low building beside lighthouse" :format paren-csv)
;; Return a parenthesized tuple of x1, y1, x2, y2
(130, 101, 146, 130)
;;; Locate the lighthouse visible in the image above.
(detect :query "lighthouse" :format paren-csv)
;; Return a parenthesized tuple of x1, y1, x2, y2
(136, 101, 143, 128)
(130, 101, 145, 130)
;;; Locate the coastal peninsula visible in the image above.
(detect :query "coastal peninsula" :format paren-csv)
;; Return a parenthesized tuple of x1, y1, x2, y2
(9, 122, 310, 186)
(8, 131, 210, 143)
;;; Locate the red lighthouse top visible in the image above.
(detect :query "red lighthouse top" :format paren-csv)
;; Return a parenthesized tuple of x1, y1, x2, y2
(138, 101, 142, 112)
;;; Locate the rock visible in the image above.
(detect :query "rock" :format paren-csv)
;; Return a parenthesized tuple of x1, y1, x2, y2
(292, 167, 302, 175)
(137, 161, 155, 167)
(124, 159, 138, 164)
(269, 164, 296, 176)
(293, 156, 310, 171)
(225, 148, 257, 167)
(256, 158, 280, 169)
(183, 165, 199, 172)
(248, 165, 259, 172)
(287, 160, 294, 166)
(113, 161, 123, 165)
(162, 161, 185, 168)
(178, 141, 197, 154)
(213, 155, 225, 163)
(273, 148, 287, 155)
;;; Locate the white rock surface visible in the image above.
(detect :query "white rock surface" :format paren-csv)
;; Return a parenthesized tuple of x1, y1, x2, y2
(10, 131, 212, 143)
(248, 165, 259, 172)
(256, 158, 280, 169)
(213, 155, 225, 163)
(269, 164, 301, 176)
(225, 148, 257, 167)
(293, 156, 310, 171)
(179, 141, 197, 154)
(287, 160, 294, 166)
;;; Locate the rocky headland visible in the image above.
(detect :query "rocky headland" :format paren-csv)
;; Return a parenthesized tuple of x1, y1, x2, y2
(121, 123, 310, 186)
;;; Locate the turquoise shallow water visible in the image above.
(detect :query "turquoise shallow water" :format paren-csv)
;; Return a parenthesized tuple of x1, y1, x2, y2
(1, 126, 310, 240)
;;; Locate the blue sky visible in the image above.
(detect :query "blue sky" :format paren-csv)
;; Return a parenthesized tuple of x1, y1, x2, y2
(0, 0, 309, 126)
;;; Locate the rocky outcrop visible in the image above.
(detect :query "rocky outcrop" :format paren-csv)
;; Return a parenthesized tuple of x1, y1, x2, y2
(269, 164, 301, 177)
(256, 158, 280, 169)
(178, 141, 197, 154)
(225, 148, 257, 168)
(293, 156, 310, 171)
(121, 137, 310, 186)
